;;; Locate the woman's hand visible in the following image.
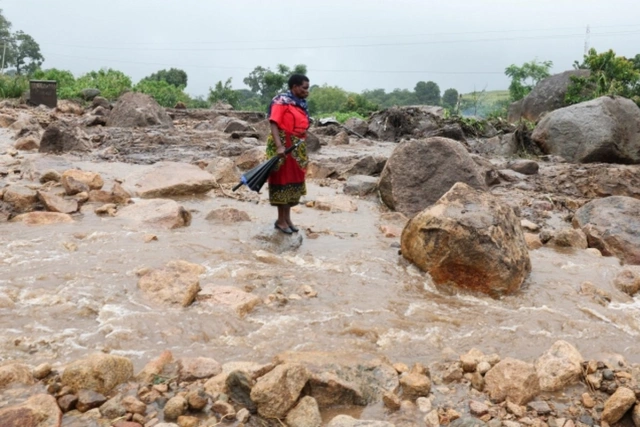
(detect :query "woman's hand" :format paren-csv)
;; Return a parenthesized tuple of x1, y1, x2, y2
(276, 145, 286, 158)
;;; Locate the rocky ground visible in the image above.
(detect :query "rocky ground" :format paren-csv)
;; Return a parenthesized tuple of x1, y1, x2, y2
(0, 93, 639, 427)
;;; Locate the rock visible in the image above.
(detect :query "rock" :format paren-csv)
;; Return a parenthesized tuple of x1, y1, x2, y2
(15, 135, 39, 150)
(32, 363, 52, 380)
(11, 212, 74, 225)
(39, 169, 62, 184)
(76, 389, 107, 413)
(400, 373, 431, 399)
(460, 348, 485, 372)
(327, 415, 395, 427)
(314, 195, 358, 213)
(582, 393, 596, 409)
(163, 395, 187, 420)
(632, 403, 640, 427)
(0, 394, 62, 427)
(401, 183, 531, 296)
(58, 394, 79, 413)
(573, 196, 640, 264)
(124, 161, 215, 198)
(178, 357, 222, 381)
(424, 410, 440, 427)
(532, 96, 640, 164)
(135, 350, 173, 384)
(469, 400, 489, 416)
(521, 220, 540, 232)
(117, 199, 191, 229)
(427, 123, 467, 142)
(306, 131, 321, 152)
(199, 285, 261, 317)
(91, 106, 109, 117)
(527, 400, 552, 415)
(0, 363, 35, 389)
(345, 117, 368, 136)
(37, 191, 79, 214)
(508, 70, 590, 122)
(450, 417, 486, 427)
(92, 96, 110, 110)
(274, 351, 399, 408)
(443, 362, 464, 383)
(39, 121, 92, 154)
(186, 388, 208, 411)
(535, 340, 583, 392)
(341, 155, 387, 178)
(81, 88, 101, 101)
(331, 130, 350, 145)
(0, 113, 16, 128)
(484, 358, 540, 405)
(225, 370, 257, 413)
(250, 363, 310, 419)
(551, 228, 588, 249)
(283, 396, 322, 427)
(205, 208, 250, 223)
(602, 387, 636, 424)
(234, 147, 266, 170)
(204, 157, 241, 185)
(254, 226, 304, 254)
(56, 99, 85, 115)
(3, 185, 38, 212)
(61, 354, 132, 395)
(211, 400, 235, 417)
(107, 92, 173, 128)
(383, 392, 402, 411)
(367, 105, 442, 141)
(223, 119, 253, 133)
(613, 267, 640, 296)
(379, 137, 487, 217)
(507, 159, 539, 175)
(137, 260, 203, 307)
(99, 395, 126, 418)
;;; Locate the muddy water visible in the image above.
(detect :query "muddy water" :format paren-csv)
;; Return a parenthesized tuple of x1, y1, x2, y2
(1, 150, 640, 379)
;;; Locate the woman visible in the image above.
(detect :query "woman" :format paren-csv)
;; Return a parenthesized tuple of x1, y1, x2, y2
(266, 74, 310, 234)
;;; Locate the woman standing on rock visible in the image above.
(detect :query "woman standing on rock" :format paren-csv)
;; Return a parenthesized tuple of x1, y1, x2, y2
(266, 74, 310, 234)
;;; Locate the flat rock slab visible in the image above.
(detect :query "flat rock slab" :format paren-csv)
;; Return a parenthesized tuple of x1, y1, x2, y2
(123, 162, 216, 198)
(116, 199, 191, 229)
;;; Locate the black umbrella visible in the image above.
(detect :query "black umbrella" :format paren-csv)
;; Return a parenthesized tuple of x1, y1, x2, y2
(232, 141, 302, 193)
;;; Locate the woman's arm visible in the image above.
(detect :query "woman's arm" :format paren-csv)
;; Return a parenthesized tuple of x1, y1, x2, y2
(270, 121, 286, 158)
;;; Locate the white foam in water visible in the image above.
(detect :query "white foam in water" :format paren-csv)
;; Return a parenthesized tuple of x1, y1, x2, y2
(578, 305, 639, 336)
(376, 327, 438, 348)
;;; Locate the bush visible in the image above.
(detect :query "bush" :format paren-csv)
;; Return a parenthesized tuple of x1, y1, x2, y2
(74, 69, 133, 100)
(134, 79, 190, 107)
(0, 75, 29, 99)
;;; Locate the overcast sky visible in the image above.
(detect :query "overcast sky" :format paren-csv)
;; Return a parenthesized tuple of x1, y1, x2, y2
(3, 0, 639, 96)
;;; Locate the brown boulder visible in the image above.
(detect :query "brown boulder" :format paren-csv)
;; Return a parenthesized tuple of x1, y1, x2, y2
(198, 285, 261, 317)
(401, 183, 531, 296)
(204, 157, 241, 185)
(137, 260, 203, 307)
(0, 363, 35, 390)
(15, 135, 39, 151)
(613, 267, 640, 296)
(11, 212, 74, 225)
(124, 162, 216, 198)
(573, 196, 640, 264)
(3, 185, 38, 212)
(484, 358, 539, 405)
(250, 363, 311, 419)
(331, 131, 350, 145)
(116, 199, 191, 229)
(534, 341, 583, 392)
(379, 137, 486, 217)
(37, 191, 78, 214)
(285, 396, 322, 427)
(235, 147, 266, 170)
(178, 357, 222, 381)
(56, 99, 85, 115)
(107, 92, 173, 128)
(0, 394, 61, 427)
(39, 121, 92, 154)
(602, 387, 636, 424)
(551, 228, 588, 249)
(61, 353, 134, 394)
(205, 208, 250, 223)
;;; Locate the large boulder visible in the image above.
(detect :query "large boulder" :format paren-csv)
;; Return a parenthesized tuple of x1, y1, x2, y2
(0, 394, 62, 427)
(39, 121, 92, 154)
(205, 157, 241, 185)
(123, 162, 216, 198)
(484, 358, 540, 405)
(534, 341, 583, 392)
(573, 196, 640, 265)
(61, 353, 133, 394)
(379, 137, 486, 217)
(137, 260, 203, 307)
(367, 106, 442, 141)
(508, 70, 590, 123)
(531, 96, 640, 164)
(3, 185, 37, 212)
(0, 363, 35, 389)
(116, 199, 192, 229)
(250, 363, 311, 419)
(107, 92, 173, 128)
(401, 183, 531, 296)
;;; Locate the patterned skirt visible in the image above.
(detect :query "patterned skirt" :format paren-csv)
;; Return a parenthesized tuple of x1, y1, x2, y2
(266, 131, 308, 206)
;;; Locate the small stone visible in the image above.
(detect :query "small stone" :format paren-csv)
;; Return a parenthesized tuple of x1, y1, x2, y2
(39, 169, 62, 183)
(144, 234, 158, 243)
(99, 395, 126, 419)
(33, 363, 52, 379)
(212, 400, 235, 418)
(122, 395, 146, 415)
(425, 410, 440, 427)
(477, 361, 492, 375)
(602, 387, 636, 424)
(400, 372, 431, 399)
(506, 401, 525, 417)
(236, 408, 250, 423)
(163, 395, 187, 420)
(411, 363, 429, 376)
(383, 391, 401, 411)
(527, 401, 552, 415)
(521, 220, 540, 232)
(177, 416, 199, 427)
(57, 394, 78, 412)
(186, 389, 208, 411)
(417, 397, 432, 413)
(443, 362, 464, 383)
(394, 363, 409, 374)
(76, 389, 107, 413)
(603, 369, 614, 381)
(469, 400, 489, 416)
(581, 393, 595, 409)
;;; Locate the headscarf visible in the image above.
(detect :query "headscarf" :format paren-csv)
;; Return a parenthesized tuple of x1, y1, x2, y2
(267, 91, 309, 120)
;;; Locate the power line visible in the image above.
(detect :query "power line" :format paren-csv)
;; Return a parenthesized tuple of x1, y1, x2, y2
(40, 23, 640, 47)
(39, 29, 640, 52)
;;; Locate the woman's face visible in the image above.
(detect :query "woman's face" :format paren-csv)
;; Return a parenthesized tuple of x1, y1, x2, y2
(292, 81, 310, 99)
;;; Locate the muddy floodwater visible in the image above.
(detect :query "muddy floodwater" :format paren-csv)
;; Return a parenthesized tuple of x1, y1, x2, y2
(1, 151, 639, 378)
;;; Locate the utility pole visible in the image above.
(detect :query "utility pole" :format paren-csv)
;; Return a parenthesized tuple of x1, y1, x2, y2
(0, 41, 6, 74)
(584, 25, 591, 55)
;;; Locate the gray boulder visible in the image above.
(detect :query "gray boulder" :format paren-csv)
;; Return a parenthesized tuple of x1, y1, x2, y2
(39, 121, 92, 154)
(379, 137, 486, 217)
(508, 70, 590, 123)
(107, 92, 173, 128)
(81, 88, 101, 101)
(531, 96, 640, 164)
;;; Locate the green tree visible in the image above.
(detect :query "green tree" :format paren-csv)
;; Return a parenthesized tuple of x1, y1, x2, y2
(632, 54, 640, 70)
(414, 81, 441, 105)
(442, 88, 459, 110)
(566, 49, 640, 106)
(32, 68, 76, 98)
(505, 59, 553, 101)
(134, 79, 190, 107)
(74, 68, 132, 100)
(143, 68, 188, 88)
(340, 93, 378, 116)
(243, 64, 307, 104)
(208, 78, 239, 108)
(11, 31, 44, 75)
(307, 84, 348, 115)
